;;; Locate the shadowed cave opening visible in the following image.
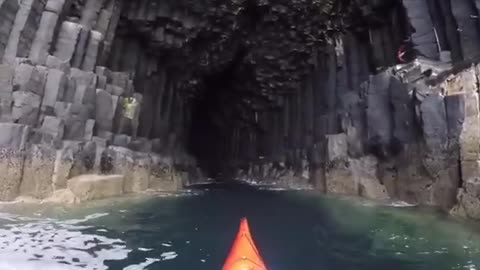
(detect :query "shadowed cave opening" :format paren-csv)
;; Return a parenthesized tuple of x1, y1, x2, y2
(180, 1, 410, 179)
(187, 47, 249, 179)
(106, 0, 413, 181)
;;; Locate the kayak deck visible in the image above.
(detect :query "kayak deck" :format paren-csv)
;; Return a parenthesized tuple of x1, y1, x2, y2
(222, 218, 268, 270)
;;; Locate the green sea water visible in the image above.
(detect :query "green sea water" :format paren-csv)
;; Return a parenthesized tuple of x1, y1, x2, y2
(0, 183, 479, 270)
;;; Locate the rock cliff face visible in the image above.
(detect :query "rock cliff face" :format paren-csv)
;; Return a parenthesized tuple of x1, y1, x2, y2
(0, 0, 203, 203)
(226, 0, 480, 220)
(1, 0, 480, 219)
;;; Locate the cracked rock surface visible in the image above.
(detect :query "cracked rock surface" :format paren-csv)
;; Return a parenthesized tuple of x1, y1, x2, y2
(2, 0, 480, 220)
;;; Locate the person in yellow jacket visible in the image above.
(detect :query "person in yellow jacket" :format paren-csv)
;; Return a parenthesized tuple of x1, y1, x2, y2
(123, 97, 138, 120)
(118, 96, 140, 137)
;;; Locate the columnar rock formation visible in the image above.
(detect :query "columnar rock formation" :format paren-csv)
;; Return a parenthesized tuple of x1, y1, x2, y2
(222, 0, 480, 220)
(0, 0, 201, 203)
(1, 0, 480, 220)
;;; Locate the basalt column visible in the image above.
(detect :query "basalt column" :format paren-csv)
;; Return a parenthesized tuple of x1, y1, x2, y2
(230, 0, 480, 220)
(4, 0, 480, 217)
(0, 0, 203, 203)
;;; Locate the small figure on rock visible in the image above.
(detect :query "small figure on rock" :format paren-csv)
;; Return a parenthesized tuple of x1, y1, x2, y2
(397, 38, 415, 64)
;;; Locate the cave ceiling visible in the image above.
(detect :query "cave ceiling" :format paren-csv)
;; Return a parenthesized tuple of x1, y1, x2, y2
(113, 0, 397, 112)
(98, 0, 398, 132)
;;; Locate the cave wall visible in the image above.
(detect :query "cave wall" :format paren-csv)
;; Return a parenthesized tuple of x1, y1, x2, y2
(231, 0, 480, 220)
(2, 0, 480, 218)
(0, 0, 202, 202)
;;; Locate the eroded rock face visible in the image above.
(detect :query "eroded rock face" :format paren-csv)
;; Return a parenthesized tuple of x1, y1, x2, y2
(101, 146, 185, 193)
(52, 141, 84, 190)
(0, 123, 30, 201)
(149, 154, 179, 191)
(20, 143, 56, 199)
(235, 60, 480, 216)
(325, 133, 358, 196)
(45, 188, 79, 204)
(0, 0, 207, 203)
(352, 156, 389, 201)
(67, 174, 124, 202)
(2, 0, 480, 218)
(452, 178, 480, 219)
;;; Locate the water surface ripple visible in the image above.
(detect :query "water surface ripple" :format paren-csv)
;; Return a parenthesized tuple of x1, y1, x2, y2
(0, 183, 479, 270)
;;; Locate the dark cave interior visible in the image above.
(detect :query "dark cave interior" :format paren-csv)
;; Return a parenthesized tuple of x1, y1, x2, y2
(106, 0, 412, 178)
(187, 59, 236, 177)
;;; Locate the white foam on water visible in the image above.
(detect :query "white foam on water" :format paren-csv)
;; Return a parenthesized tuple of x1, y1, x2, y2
(63, 213, 110, 225)
(153, 190, 202, 198)
(160, 251, 178, 260)
(0, 213, 20, 222)
(161, 243, 172, 247)
(389, 235, 399, 240)
(0, 213, 51, 223)
(0, 257, 79, 270)
(465, 264, 477, 270)
(258, 186, 288, 191)
(239, 178, 313, 191)
(123, 258, 160, 270)
(138, 248, 154, 252)
(387, 201, 417, 207)
(186, 180, 216, 186)
(0, 213, 131, 270)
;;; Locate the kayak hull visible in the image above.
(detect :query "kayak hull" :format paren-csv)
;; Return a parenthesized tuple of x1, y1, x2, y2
(222, 218, 267, 270)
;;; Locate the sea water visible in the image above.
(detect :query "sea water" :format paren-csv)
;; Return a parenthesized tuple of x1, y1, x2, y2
(0, 182, 479, 270)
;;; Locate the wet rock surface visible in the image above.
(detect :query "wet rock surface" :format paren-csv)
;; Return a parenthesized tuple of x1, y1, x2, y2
(0, 0, 206, 203)
(1, 0, 480, 220)
(234, 57, 480, 220)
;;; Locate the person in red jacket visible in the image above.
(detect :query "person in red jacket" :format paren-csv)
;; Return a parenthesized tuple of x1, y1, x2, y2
(397, 44, 407, 63)
(397, 37, 415, 64)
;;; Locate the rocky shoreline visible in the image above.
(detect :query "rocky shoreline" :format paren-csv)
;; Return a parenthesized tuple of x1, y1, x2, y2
(220, 0, 480, 221)
(2, 0, 480, 222)
(234, 57, 480, 221)
(0, 0, 204, 205)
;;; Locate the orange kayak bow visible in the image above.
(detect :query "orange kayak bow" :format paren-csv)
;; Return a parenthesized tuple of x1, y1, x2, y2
(222, 218, 268, 270)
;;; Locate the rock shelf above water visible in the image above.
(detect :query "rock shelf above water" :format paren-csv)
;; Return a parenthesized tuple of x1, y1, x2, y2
(1, 0, 480, 220)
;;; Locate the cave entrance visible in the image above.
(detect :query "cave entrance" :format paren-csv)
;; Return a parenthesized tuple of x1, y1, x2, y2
(187, 78, 224, 179)
(187, 48, 247, 179)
